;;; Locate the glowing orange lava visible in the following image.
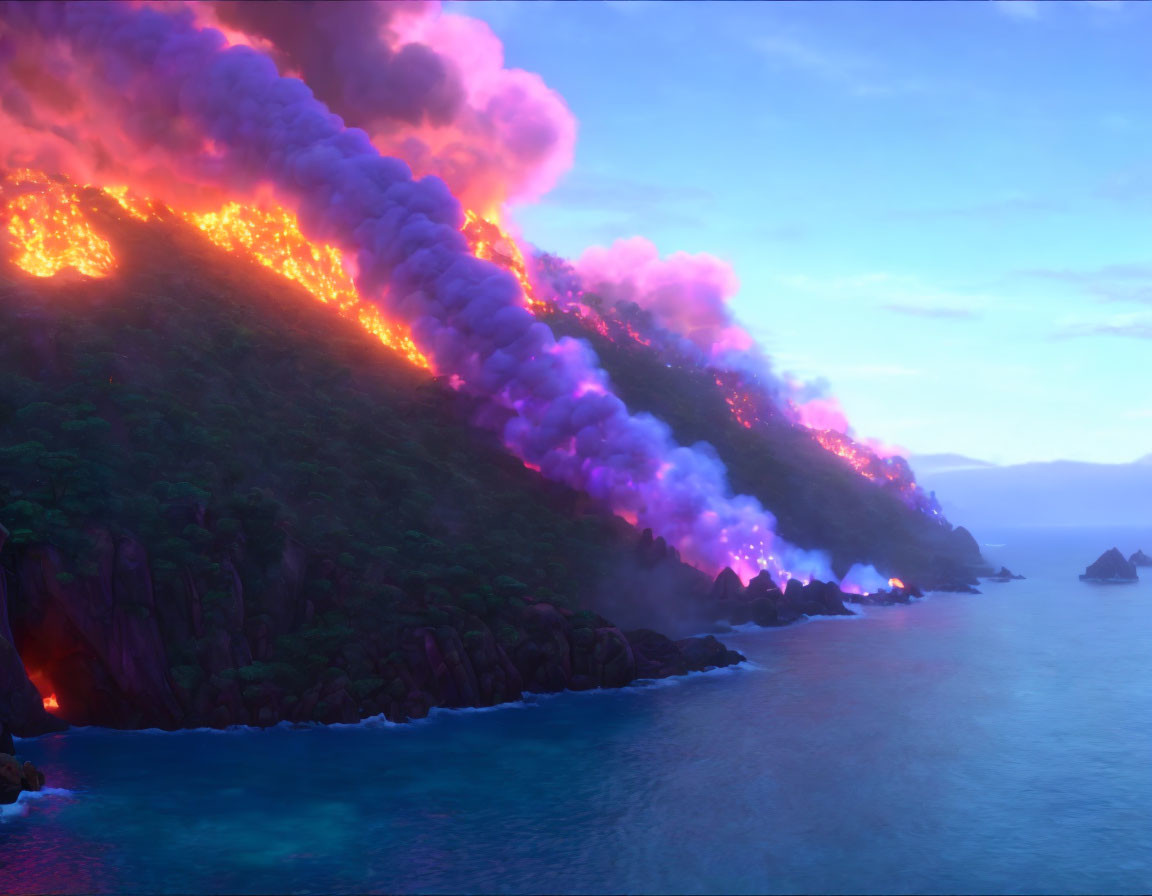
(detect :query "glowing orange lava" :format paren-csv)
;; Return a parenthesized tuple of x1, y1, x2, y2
(42, 693, 59, 711)
(888, 577, 905, 590)
(815, 430, 875, 477)
(180, 203, 428, 369)
(715, 374, 760, 430)
(462, 210, 550, 312)
(2, 171, 430, 370)
(2, 170, 115, 278)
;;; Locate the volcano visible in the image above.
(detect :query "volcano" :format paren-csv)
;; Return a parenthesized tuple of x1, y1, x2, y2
(0, 179, 984, 735)
(0, 0, 988, 736)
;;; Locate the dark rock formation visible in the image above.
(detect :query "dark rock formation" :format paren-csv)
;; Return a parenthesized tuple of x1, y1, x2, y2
(1129, 550, 1152, 568)
(708, 567, 745, 602)
(1080, 548, 1138, 583)
(0, 752, 44, 805)
(702, 568, 855, 628)
(626, 629, 744, 679)
(11, 534, 183, 729)
(0, 525, 67, 738)
(986, 566, 1025, 582)
(0, 521, 748, 731)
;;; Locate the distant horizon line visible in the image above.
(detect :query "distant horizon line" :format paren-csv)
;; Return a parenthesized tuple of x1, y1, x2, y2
(910, 452, 1152, 469)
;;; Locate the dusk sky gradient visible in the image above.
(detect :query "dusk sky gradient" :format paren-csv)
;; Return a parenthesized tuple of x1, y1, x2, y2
(449, 0, 1151, 465)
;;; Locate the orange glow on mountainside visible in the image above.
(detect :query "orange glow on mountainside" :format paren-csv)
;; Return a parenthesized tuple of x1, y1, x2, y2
(2, 171, 434, 370)
(462, 210, 550, 312)
(3, 170, 115, 278)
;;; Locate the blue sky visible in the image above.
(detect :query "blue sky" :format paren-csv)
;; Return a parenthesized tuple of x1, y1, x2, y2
(448, 0, 1151, 465)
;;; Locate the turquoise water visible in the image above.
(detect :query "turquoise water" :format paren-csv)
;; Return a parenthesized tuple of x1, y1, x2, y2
(4, 527, 1151, 894)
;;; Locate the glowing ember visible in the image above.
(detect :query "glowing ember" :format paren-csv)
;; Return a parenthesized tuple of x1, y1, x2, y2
(462, 210, 550, 312)
(104, 184, 154, 221)
(42, 693, 59, 711)
(888, 577, 905, 590)
(714, 372, 763, 430)
(3, 169, 115, 278)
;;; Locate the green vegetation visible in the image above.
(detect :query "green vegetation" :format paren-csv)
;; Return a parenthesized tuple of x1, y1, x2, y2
(0, 212, 674, 694)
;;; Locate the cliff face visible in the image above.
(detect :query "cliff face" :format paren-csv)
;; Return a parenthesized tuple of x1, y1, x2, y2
(1, 521, 741, 735)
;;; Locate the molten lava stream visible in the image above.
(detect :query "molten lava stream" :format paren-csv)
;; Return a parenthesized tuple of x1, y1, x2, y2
(462, 210, 549, 312)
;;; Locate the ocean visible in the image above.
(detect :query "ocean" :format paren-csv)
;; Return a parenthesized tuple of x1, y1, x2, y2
(3, 526, 1151, 894)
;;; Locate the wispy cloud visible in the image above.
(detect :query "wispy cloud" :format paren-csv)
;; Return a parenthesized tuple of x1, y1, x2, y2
(1020, 263, 1152, 304)
(890, 193, 1066, 222)
(991, 0, 1126, 21)
(750, 32, 924, 97)
(778, 272, 991, 319)
(541, 171, 714, 213)
(882, 304, 979, 320)
(991, 1, 1042, 21)
(1053, 311, 1152, 340)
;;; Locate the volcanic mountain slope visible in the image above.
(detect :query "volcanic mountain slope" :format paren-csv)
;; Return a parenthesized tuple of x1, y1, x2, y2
(0, 200, 743, 735)
(543, 307, 982, 585)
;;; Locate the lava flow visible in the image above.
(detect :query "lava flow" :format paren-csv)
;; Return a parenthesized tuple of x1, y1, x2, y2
(462, 210, 550, 312)
(1, 171, 431, 370)
(2, 170, 115, 278)
(181, 203, 430, 370)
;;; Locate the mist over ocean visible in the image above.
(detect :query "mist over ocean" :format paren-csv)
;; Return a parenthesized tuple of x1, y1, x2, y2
(6, 526, 1150, 895)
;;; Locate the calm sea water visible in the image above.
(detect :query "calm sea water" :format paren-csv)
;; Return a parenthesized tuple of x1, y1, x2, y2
(3, 526, 1151, 895)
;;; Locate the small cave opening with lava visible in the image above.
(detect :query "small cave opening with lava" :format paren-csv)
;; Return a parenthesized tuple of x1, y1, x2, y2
(22, 665, 59, 713)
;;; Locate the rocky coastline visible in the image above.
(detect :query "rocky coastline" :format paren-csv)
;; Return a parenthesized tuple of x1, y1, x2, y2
(0, 521, 751, 738)
(0, 513, 999, 740)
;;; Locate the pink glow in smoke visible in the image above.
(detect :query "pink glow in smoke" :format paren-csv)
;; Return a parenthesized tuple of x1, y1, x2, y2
(574, 236, 754, 358)
(381, 2, 577, 214)
(793, 396, 906, 459)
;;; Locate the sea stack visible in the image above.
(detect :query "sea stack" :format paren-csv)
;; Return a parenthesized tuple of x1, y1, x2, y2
(1079, 548, 1138, 583)
(1129, 549, 1152, 568)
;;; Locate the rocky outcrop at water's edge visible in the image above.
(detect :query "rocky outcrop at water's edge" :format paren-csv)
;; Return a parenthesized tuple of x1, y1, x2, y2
(986, 566, 1025, 582)
(1129, 549, 1152, 568)
(1079, 548, 1138, 583)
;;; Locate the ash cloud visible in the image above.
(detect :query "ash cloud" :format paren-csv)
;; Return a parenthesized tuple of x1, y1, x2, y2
(195, 0, 577, 214)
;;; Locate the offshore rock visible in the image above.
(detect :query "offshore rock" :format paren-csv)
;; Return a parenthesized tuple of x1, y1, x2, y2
(626, 629, 745, 679)
(1080, 548, 1138, 583)
(986, 566, 1025, 582)
(1129, 550, 1152, 567)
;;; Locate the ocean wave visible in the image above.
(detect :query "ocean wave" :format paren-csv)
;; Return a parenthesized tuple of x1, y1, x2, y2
(0, 787, 75, 822)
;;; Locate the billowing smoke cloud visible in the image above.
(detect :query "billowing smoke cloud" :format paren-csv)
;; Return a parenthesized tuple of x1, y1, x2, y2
(0, 0, 831, 585)
(575, 237, 754, 361)
(573, 237, 907, 458)
(195, 0, 576, 215)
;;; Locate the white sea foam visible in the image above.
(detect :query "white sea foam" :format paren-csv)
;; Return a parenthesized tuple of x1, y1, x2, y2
(0, 787, 75, 822)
